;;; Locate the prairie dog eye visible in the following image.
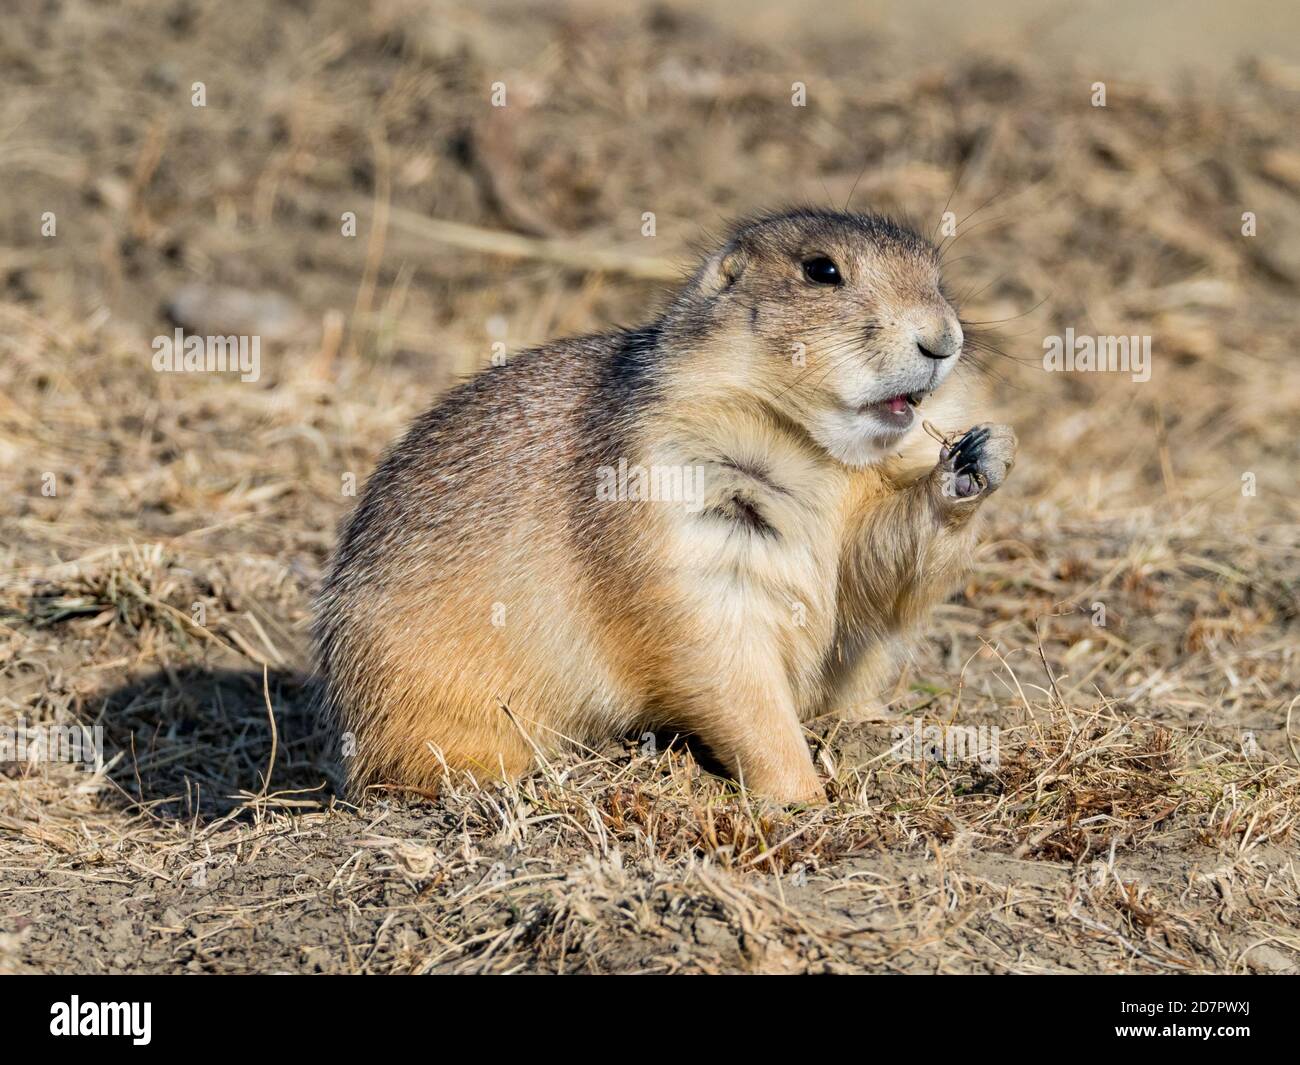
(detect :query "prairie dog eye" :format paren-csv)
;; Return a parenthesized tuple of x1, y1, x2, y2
(802, 256, 841, 286)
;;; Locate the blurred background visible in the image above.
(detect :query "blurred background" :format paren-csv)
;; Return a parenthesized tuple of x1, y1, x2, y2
(5, 0, 1300, 369)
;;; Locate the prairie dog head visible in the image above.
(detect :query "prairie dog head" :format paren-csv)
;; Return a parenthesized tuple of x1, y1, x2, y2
(666, 208, 966, 467)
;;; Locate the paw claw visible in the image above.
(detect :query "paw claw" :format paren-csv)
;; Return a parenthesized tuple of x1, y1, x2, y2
(950, 427, 990, 473)
(933, 422, 1017, 503)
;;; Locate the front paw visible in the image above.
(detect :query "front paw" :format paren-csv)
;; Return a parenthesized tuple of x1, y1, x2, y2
(934, 422, 1017, 503)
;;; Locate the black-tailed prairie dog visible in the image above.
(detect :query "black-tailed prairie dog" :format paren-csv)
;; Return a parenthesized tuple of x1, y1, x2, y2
(315, 208, 1017, 803)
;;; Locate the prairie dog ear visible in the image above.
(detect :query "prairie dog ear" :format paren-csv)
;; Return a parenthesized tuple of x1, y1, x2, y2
(697, 243, 748, 297)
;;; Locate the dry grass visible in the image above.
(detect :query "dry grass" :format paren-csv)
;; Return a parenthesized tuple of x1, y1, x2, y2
(1, 0, 1298, 973)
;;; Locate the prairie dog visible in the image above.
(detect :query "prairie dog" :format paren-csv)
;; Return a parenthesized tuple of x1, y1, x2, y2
(315, 208, 1017, 803)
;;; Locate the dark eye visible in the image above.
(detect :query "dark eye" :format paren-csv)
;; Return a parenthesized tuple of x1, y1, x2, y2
(802, 256, 841, 286)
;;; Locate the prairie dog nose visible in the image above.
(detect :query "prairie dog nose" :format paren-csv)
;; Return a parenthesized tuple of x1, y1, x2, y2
(915, 311, 963, 360)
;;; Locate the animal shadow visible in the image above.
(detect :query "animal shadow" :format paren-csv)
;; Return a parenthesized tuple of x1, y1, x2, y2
(87, 666, 340, 820)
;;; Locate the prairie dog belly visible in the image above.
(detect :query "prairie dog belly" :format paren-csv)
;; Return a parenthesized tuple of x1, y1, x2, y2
(649, 428, 854, 718)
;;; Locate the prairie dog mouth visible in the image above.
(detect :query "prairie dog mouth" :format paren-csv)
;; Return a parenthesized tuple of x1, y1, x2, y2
(856, 390, 927, 431)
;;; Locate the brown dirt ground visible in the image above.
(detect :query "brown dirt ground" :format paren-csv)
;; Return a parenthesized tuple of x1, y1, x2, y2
(1, 0, 1298, 974)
